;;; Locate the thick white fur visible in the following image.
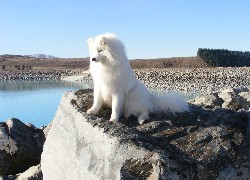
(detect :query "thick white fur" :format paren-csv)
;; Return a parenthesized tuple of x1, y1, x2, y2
(87, 33, 189, 124)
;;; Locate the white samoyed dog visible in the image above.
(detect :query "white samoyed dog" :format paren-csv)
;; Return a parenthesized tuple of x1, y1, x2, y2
(87, 33, 189, 124)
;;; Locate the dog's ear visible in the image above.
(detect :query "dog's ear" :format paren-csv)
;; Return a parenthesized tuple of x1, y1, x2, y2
(87, 37, 94, 45)
(100, 37, 108, 46)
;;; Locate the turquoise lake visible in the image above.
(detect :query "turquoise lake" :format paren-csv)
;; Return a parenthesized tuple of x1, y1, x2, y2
(0, 81, 197, 127)
(0, 81, 92, 127)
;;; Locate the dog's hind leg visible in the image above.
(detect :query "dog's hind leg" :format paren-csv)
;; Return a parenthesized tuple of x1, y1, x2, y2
(109, 93, 124, 122)
(138, 111, 150, 125)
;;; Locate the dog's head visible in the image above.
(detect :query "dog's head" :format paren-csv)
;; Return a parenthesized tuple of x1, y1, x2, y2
(87, 33, 126, 64)
(87, 35, 108, 63)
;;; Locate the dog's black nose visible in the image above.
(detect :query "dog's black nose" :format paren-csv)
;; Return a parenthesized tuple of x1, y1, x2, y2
(92, 58, 97, 61)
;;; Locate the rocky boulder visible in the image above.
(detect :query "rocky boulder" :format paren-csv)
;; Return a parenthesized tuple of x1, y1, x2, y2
(0, 118, 45, 176)
(189, 94, 223, 108)
(190, 87, 250, 111)
(41, 89, 250, 179)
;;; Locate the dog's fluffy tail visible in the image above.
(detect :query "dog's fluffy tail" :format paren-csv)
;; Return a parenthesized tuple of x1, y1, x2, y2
(152, 93, 190, 115)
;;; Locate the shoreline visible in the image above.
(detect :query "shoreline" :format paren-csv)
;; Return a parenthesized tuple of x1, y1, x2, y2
(1, 67, 250, 95)
(0, 69, 85, 81)
(61, 70, 89, 82)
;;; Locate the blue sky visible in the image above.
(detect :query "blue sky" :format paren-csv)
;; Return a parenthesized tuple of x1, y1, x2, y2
(0, 0, 249, 59)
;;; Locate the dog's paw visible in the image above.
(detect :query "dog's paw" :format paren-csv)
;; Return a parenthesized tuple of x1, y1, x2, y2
(87, 108, 98, 115)
(138, 112, 150, 125)
(138, 119, 145, 125)
(109, 116, 118, 123)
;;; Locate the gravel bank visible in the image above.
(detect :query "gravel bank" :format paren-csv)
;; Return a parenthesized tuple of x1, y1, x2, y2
(0, 70, 83, 81)
(79, 67, 250, 95)
(1, 68, 250, 95)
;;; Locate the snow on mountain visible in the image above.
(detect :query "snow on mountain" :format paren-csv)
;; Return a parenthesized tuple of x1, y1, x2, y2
(32, 54, 58, 59)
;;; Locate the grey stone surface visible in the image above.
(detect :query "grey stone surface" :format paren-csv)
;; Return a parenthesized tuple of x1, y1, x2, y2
(216, 167, 250, 180)
(41, 89, 250, 179)
(0, 119, 45, 176)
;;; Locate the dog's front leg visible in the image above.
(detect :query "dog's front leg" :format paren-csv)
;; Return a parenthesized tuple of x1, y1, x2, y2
(109, 93, 124, 122)
(87, 88, 103, 115)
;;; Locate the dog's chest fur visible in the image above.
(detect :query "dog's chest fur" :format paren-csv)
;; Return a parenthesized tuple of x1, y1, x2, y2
(91, 62, 129, 105)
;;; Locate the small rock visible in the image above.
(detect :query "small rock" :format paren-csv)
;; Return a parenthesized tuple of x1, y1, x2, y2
(17, 164, 42, 180)
(191, 94, 223, 108)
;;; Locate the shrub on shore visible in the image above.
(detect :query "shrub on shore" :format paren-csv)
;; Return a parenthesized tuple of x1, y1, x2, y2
(197, 48, 250, 67)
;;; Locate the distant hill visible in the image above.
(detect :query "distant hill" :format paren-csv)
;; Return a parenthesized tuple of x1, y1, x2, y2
(0, 57, 90, 71)
(0, 54, 58, 59)
(0, 55, 208, 71)
(130, 57, 208, 69)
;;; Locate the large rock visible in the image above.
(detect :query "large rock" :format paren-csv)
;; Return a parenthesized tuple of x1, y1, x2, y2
(0, 119, 45, 176)
(42, 90, 165, 179)
(41, 89, 250, 179)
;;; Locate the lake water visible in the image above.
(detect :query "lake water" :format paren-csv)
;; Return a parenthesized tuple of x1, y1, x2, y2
(0, 80, 197, 127)
(0, 81, 93, 127)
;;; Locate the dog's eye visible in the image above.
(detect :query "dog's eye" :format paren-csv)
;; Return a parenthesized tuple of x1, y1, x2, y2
(98, 49, 102, 53)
